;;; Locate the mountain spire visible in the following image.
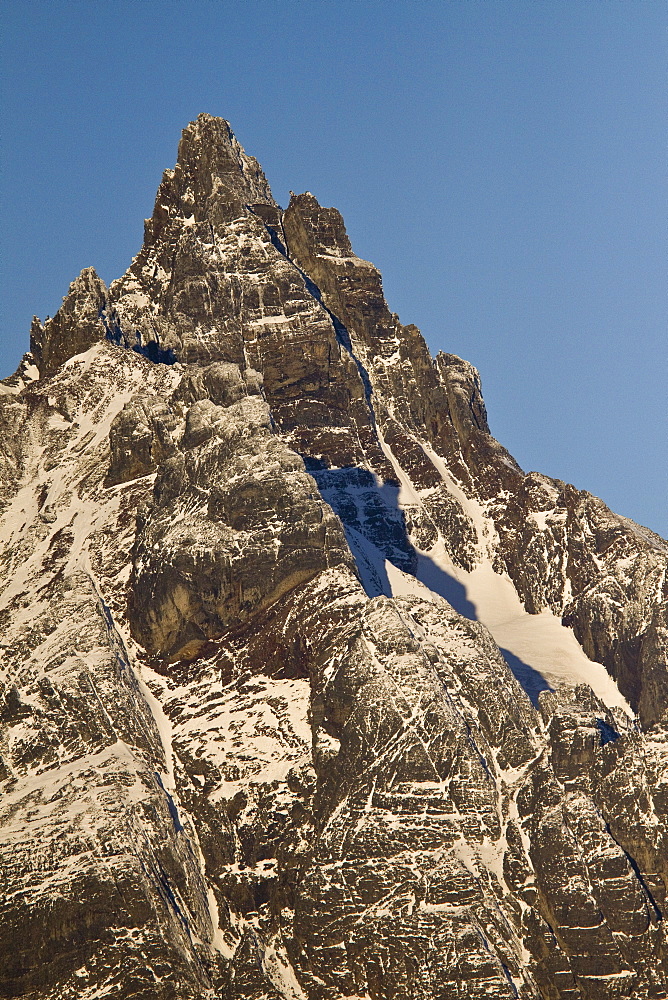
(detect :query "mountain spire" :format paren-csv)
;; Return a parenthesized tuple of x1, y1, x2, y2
(144, 114, 276, 244)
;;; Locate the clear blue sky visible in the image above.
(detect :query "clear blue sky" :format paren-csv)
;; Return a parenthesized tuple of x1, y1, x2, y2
(1, 0, 666, 536)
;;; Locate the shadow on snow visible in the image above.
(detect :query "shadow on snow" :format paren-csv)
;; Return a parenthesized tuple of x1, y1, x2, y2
(307, 462, 553, 707)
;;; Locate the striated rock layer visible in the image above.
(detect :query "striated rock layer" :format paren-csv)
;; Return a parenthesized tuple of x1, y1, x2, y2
(1, 114, 667, 999)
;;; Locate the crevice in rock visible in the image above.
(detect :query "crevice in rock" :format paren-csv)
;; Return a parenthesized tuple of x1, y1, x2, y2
(247, 203, 375, 416)
(101, 303, 177, 365)
(603, 821, 663, 922)
(154, 860, 192, 938)
(595, 717, 620, 746)
(155, 772, 185, 833)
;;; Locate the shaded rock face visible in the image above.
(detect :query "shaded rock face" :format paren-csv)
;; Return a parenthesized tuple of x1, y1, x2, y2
(127, 362, 354, 662)
(1, 116, 667, 1000)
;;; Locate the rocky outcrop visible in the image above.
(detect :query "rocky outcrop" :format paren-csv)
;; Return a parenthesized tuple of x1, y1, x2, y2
(128, 362, 354, 662)
(1, 116, 667, 999)
(29, 267, 108, 377)
(281, 191, 668, 728)
(494, 477, 668, 724)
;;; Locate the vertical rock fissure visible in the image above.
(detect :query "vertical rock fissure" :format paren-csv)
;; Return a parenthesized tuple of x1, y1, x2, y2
(603, 821, 663, 922)
(249, 204, 376, 417)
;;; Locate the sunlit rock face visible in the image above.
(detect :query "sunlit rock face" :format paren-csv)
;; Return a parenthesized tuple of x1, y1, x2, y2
(1, 114, 667, 999)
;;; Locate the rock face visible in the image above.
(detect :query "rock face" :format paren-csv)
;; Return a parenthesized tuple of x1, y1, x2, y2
(1, 114, 667, 999)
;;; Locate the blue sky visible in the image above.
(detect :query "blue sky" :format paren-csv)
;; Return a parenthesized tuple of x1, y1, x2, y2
(1, 0, 665, 535)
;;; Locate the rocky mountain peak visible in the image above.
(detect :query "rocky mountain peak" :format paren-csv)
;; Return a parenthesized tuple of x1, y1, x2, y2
(144, 114, 276, 244)
(285, 191, 355, 258)
(2, 116, 668, 999)
(30, 265, 107, 376)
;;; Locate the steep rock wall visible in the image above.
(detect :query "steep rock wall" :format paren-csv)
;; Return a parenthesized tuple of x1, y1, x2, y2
(1, 115, 667, 1000)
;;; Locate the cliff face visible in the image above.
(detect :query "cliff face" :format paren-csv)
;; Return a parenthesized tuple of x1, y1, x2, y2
(1, 114, 667, 1000)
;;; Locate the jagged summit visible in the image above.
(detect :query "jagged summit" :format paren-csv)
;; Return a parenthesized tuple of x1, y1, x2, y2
(29, 266, 107, 376)
(1, 116, 667, 998)
(17, 117, 278, 379)
(145, 114, 276, 245)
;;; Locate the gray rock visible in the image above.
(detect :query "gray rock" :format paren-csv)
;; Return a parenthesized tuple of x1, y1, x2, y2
(2, 116, 667, 999)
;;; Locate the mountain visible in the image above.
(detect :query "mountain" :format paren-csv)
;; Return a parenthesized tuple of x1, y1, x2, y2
(1, 114, 666, 1000)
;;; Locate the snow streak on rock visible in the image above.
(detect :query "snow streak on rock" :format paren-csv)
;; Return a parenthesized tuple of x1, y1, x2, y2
(1, 114, 667, 999)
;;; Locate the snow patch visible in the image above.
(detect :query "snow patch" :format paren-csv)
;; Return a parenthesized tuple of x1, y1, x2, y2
(375, 436, 632, 715)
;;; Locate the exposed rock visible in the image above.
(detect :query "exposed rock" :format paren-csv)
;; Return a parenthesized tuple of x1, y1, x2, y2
(106, 393, 180, 486)
(30, 267, 108, 377)
(129, 370, 354, 662)
(1, 116, 667, 999)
